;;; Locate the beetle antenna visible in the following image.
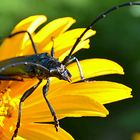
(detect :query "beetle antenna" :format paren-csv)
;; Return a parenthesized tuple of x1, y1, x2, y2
(62, 1, 140, 64)
(8, 30, 38, 54)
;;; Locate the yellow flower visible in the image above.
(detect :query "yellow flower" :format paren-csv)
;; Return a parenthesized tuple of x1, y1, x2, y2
(0, 15, 132, 140)
(132, 133, 140, 140)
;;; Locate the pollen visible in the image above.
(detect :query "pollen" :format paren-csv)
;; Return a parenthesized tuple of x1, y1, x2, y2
(0, 87, 19, 118)
(0, 86, 20, 138)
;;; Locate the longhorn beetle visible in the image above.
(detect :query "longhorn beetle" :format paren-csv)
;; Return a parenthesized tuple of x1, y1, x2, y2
(0, 2, 140, 140)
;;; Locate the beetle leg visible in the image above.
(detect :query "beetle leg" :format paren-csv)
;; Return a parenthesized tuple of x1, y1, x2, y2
(42, 79, 59, 131)
(51, 46, 54, 57)
(0, 75, 23, 81)
(11, 80, 42, 140)
(65, 56, 84, 80)
(50, 37, 55, 57)
(8, 30, 38, 54)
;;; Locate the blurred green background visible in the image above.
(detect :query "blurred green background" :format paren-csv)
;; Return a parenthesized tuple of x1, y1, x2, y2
(0, 0, 140, 140)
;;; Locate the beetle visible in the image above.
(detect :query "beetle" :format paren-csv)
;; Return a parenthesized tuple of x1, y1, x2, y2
(0, 1, 140, 140)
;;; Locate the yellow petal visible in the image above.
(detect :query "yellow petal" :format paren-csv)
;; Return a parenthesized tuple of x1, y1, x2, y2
(50, 95, 109, 117)
(0, 15, 47, 60)
(21, 94, 108, 123)
(67, 58, 124, 82)
(14, 136, 26, 140)
(31, 17, 76, 53)
(86, 81, 132, 104)
(49, 81, 132, 104)
(18, 123, 74, 140)
(132, 133, 140, 140)
(59, 39, 90, 61)
(13, 15, 47, 34)
(9, 80, 37, 98)
(42, 28, 95, 59)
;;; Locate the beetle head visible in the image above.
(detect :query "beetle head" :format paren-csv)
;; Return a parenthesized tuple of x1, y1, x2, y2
(50, 63, 72, 82)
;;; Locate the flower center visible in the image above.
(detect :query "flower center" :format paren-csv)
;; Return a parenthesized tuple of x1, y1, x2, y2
(0, 86, 20, 138)
(0, 87, 18, 117)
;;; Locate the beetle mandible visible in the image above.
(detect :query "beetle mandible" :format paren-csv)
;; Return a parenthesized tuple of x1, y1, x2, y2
(0, 2, 140, 140)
